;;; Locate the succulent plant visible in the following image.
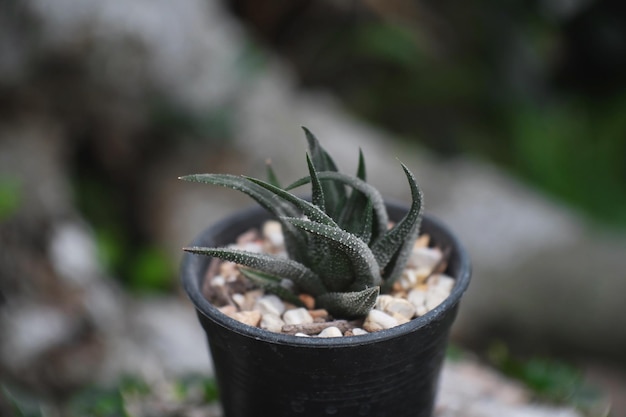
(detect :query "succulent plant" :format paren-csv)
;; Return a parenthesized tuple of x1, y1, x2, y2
(181, 128, 423, 318)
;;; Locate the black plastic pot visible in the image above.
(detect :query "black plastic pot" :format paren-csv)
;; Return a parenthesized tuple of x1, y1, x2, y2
(181, 202, 471, 417)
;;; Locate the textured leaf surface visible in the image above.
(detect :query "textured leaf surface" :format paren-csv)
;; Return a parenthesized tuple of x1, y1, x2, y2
(283, 218, 382, 288)
(179, 173, 308, 263)
(372, 164, 424, 290)
(303, 127, 346, 216)
(184, 246, 327, 296)
(317, 287, 379, 318)
(265, 160, 281, 188)
(285, 171, 388, 234)
(245, 177, 335, 226)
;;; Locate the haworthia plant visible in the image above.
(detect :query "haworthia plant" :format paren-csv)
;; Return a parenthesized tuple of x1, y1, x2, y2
(180, 128, 424, 318)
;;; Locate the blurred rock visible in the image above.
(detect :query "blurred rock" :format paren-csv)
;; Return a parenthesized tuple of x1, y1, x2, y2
(0, 0, 624, 407)
(436, 360, 584, 417)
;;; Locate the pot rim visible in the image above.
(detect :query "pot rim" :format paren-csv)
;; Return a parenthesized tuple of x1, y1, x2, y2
(181, 202, 471, 348)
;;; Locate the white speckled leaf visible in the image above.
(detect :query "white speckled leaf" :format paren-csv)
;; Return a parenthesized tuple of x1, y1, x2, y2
(283, 217, 382, 289)
(184, 246, 327, 296)
(317, 286, 379, 318)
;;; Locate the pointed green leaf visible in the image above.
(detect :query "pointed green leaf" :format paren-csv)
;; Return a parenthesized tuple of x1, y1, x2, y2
(179, 174, 299, 221)
(283, 217, 382, 288)
(306, 153, 325, 210)
(265, 159, 281, 188)
(285, 171, 388, 234)
(302, 127, 346, 216)
(245, 177, 335, 226)
(184, 246, 327, 296)
(356, 148, 367, 181)
(179, 173, 308, 263)
(372, 164, 424, 290)
(317, 287, 379, 318)
(357, 198, 374, 244)
(239, 268, 304, 306)
(337, 150, 371, 234)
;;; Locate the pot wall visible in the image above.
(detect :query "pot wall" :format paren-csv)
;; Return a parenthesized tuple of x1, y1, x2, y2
(182, 202, 471, 417)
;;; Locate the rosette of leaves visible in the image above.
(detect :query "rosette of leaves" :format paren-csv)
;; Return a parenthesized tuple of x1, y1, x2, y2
(181, 128, 423, 319)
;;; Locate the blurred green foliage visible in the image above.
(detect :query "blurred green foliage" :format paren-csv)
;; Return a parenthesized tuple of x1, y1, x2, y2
(1, 376, 219, 417)
(73, 175, 174, 293)
(487, 341, 609, 416)
(272, 0, 626, 229)
(0, 177, 21, 222)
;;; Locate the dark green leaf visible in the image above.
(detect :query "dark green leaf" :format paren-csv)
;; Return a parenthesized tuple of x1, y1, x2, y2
(373, 164, 424, 290)
(184, 246, 327, 296)
(245, 177, 335, 226)
(285, 171, 388, 234)
(265, 159, 281, 188)
(283, 217, 381, 289)
(179, 173, 308, 263)
(306, 153, 325, 210)
(302, 127, 346, 216)
(317, 287, 379, 318)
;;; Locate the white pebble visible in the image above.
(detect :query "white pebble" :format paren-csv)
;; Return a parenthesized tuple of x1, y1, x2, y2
(318, 326, 343, 338)
(282, 308, 313, 325)
(426, 291, 448, 311)
(231, 310, 261, 327)
(382, 297, 416, 320)
(408, 289, 428, 316)
(352, 328, 368, 336)
(363, 309, 399, 332)
(428, 274, 455, 294)
(408, 247, 443, 270)
(375, 295, 395, 311)
(255, 294, 286, 316)
(260, 313, 285, 333)
(263, 221, 284, 248)
(232, 293, 246, 310)
(211, 275, 225, 287)
(294, 333, 310, 337)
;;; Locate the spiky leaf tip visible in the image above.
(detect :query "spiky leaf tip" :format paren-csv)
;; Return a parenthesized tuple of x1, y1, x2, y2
(317, 287, 379, 318)
(183, 246, 327, 296)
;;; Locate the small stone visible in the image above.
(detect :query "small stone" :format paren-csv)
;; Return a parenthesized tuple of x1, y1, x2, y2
(408, 289, 428, 316)
(218, 305, 237, 316)
(231, 310, 261, 327)
(211, 275, 225, 287)
(309, 309, 329, 320)
(260, 313, 285, 333)
(232, 293, 246, 310)
(375, 295, 395, 311)
(262, 220, 284, 248)
(294, 333, 310, 337)
(426, 291, 448, 311)
(424, 274, 455, 311)
(318, 326, 343, 338)
(243, 289, 264, 310)
(428, 273, 455, 294)
(219, 261, 239, 280)
(352, 328, 368, 336)
(415, 234, 430, 248)
(298, 294, 316, 310)
(363, 309, 399, 332)
(391, 312, 411, 325)
(382, 298, 416, 320)
(254, 294, 285, 316)
(282, 308, 313, 325)
(407, 247, 443, 271)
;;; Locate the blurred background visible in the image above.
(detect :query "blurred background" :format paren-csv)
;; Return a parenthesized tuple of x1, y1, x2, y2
(1, 0, 625, 415)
